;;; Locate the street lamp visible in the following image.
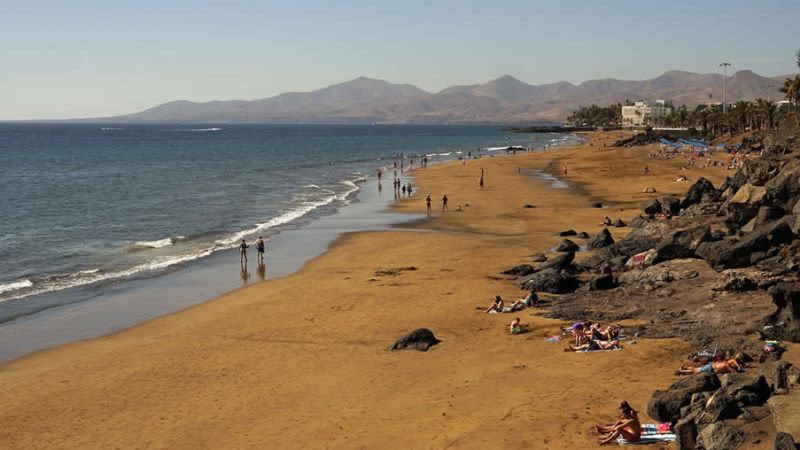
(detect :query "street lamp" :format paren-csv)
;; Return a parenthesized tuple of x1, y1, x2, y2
(720, 62, 731, 113)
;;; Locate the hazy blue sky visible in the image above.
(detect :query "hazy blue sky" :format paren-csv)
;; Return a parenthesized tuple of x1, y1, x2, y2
(2, 0, 798, 119)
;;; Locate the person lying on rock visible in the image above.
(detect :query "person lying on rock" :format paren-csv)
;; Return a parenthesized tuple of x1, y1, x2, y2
(675, 357, 743, 375)
(596, 401, 641, 445)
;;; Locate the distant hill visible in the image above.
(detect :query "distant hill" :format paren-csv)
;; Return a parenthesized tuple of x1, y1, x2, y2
(97, 70, 790, 124)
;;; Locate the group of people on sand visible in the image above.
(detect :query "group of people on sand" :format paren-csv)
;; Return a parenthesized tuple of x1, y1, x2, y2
(239, 236, 266, 264)
(674, 352, 745, 375)
(567, 321, 622, 352)
(482, 291, 538, 335)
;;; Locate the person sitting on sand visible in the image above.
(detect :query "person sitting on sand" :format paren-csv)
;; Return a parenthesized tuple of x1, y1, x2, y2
(596, 401, 641, 445)
(485, 295, 505, 313)
(590, 323, 620, 341)
(510, 317, 523, 335)
(675, 357, 743, 375)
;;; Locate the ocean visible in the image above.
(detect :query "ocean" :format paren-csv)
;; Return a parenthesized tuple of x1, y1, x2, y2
(0, 123, 575, 324)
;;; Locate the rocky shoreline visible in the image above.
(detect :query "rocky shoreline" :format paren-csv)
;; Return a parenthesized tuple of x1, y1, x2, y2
(503, 126, 800, 448)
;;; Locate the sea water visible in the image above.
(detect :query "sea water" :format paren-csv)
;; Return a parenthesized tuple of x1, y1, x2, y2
(0, 123, 575, 321)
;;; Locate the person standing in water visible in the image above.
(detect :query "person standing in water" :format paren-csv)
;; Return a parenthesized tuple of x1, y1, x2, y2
(442, 194, 449, 211)
(401, 184, 407, 197)
(239, 239, 249, 264)
(426, 194, 432, 216)
(255, 236, 265, 262)
(406, 183, 413, 196)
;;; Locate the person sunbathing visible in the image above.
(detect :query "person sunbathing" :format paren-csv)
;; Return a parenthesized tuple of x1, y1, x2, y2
(596, 401, 641, 445)
(590, 323, 620, 341)
(675, 357, 743, 375)
(570, 339, 620, 352)
(485, 296, 504, 313)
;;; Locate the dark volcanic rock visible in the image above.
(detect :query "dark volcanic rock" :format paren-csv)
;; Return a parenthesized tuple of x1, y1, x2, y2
(577, 231, 591, 239)
(520, 268, 579, 294)
(389, 328, 440, 351)
(642, 198, 662, 215)
(764, 283, 800, 343)
(531, 253, 547, 262)
(559, 229, 577, 237)
(765, 158, 800, 201)
(697, 217, 796, 268)
(587, 228, 615, 250)
(775, 432, 797, 450)
(681, 177, 716, 209)
(539, 251, 575, 272)
(556, 239, 580, 252)
(613, 219, 626, 227)
(662, 195, 682, 215)
(647, 373, 721, 422)
(654, 225, 711, 263)
(501, 264, 535, 277)
(675, 412, 699, 450)
(590, 201, 604, 208)
(696, 421, 744, 450)
(589, 274, 617, 291)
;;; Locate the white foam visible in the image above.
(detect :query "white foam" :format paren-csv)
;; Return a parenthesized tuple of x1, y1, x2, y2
(0, 279, 33, 294)
(190, 127, 221, 132)
(438, 152, 452, 156)
(101, 127, 123, 131)
(132, 236, 187, 249)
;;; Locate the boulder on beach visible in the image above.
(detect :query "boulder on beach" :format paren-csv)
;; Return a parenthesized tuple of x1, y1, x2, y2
(501, 264, 535, 277)
(389, 328, 441, 352)
(520, 268, 579, 294)
(587, 228, 614, 250)
(647, 373, 721, 422)
(589, 274, 617, 291)
(590, 201, 604, 208)
(642, 198, 662, 215)
(613, 219, 626, 228)
(681, 177, 716, 210)
(558, 229, 577, 237)
(556, 239, 580, 252)
(531, 253, 548, 262)
(696, 421, 744, 450)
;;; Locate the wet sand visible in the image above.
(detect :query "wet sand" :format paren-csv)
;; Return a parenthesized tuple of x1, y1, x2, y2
(0, 131, 734, 449)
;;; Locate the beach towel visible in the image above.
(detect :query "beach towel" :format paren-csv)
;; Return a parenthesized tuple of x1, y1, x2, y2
(582, 346, 622, 353)
(616, 424, 675, 445)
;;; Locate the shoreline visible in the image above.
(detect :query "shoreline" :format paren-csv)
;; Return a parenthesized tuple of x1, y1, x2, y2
(0, 130, 741, 448)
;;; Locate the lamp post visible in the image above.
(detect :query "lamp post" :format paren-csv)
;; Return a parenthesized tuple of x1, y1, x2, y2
(720, 62, 731, 113)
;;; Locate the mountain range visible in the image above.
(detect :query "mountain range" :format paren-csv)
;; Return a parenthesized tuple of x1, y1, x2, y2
(100, 70, 790, 124)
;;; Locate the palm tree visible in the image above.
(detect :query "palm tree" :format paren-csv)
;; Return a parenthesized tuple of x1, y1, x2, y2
(780, 75, 800, 125)
(764, 100, 777, 130)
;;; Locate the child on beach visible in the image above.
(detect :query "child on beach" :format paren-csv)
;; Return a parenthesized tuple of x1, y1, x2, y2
(510, 318, 522, 335)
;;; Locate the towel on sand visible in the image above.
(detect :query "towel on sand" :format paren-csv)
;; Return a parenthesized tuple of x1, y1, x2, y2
(616, 423, 675, 445)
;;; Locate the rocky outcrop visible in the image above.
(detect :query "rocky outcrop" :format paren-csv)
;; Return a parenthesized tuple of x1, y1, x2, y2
(654, 225, 711, 263)
(696, 217, 796, 269)
(556, 239, 580, 252)
(681, 177, 716, 210)
(520, 268, 579, 294)
(501, 264, 535, 277)
(647, 373, 721, 422)
(642, 198, 662, 214)
(763, 283, 800, 343)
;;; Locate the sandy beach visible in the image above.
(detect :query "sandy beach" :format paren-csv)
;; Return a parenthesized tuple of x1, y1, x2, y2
(0, 132, 746, 449)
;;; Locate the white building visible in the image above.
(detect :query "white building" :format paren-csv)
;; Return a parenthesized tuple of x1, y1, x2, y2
(621, 100, 672, 126)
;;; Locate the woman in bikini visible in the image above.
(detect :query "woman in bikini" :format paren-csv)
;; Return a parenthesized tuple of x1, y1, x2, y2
(596, 401, 641, 445)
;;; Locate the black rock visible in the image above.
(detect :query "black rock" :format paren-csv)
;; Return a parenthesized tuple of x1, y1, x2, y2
(501, 264, 535, 277)
(556, 239, 580, 252)
(696, 389, 739, 426)
(647, 373, 721, 423)
(765, 158, 800, 201)
(696, 422, 744, 450)
(559, 229, 577, 237)
(724, 374, 770, 407)
(654, 225, 711, 263)
(763, 283, 800, 342)
(539, 251, 576, 272)
(681, 177, 716, 209)
(389, 328, 440, 352)
(674, 411, 699, 450)
(577, 231, 591, 239)
(531, 253, 547, 262)
(698, 217, 796, 269)
(775, 432, 797, 450)
(587, 228, 615, 250)
(662, 195, 682, 215)
(642, 198, 662, 215)
(520, 268, 579, 294)
(590, 274, 617, 291)
(523, 204, 536, 208)
(590, 201, 604, 208)
(613, 219, 626, 228)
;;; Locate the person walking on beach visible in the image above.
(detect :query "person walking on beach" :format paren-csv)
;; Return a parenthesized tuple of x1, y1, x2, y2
(255, 236, 265, 262)
(426, 194, 432, 216)
(239, 239, 249, 264)
(406, 183, 413, 196)
(401, 184, 407, 197)
(441, 194, 449, 212)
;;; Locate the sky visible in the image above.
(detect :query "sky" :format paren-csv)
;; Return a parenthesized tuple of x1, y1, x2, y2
(1, 0, 799, 120)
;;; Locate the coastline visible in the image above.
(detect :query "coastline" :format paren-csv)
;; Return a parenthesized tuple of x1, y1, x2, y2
(0, 131, 738, 448)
